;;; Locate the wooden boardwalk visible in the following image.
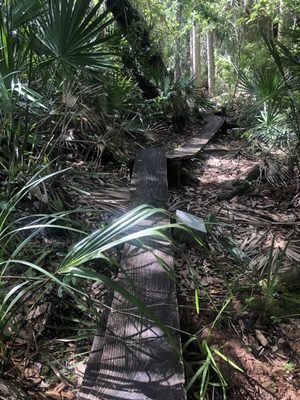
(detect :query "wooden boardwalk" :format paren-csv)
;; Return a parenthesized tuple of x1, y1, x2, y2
(167, 114, 225, 161)
(167, 114, 225, 187)
(79, 148, 186, 400)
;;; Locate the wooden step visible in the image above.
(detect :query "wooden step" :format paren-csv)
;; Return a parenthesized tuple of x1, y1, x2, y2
(79, 148, 186, 400)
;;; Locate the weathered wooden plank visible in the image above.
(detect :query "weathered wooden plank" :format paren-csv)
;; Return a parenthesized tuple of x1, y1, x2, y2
(130, 147, 169, 208)
(79, 290, 114, 393)
(167, 114, 225, 161)
(79, 148, 186, 400)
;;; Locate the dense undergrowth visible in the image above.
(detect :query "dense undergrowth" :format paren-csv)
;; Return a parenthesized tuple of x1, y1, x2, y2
(0, 0, 300, 399)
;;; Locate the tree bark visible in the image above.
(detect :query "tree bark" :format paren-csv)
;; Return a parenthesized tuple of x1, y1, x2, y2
(122, 53, 160, 99)
(278, 0, 286, 40)
(190, 28, 194, 77)
(174, 3, 183, 79)
(207, 29, 215, 97)
(191, 25, 201, 86)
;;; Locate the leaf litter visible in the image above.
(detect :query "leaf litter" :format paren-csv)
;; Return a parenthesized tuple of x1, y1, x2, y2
(2, 123, 300, 400)
(170, 126, 300, 399)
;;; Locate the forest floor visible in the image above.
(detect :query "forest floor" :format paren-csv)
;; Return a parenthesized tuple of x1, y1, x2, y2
(170, 126, 300, 400)
(4, 117, 300, 400)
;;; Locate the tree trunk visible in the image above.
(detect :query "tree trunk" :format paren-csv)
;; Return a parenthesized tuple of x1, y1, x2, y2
(106, 0, 165, 98)
(174, 3, 183, 79)
(190, 28, 194, 77)
(182, 29, 191, 77)
(122, 53, 160, 99)
(278, 0, 286, 40)
(191, 25, 201, 86)
(207, 29, 215, 97)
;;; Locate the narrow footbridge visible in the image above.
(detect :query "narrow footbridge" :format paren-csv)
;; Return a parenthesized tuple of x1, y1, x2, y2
(79, 115, 224, 400)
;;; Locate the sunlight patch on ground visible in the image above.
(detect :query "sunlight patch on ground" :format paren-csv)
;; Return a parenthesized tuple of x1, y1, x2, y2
(198, 156, 255, 185)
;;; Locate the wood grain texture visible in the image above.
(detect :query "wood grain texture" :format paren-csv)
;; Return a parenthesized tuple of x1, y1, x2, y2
(79, 290, 114, 391)
(79, 148, 186, 400)
(130, 147, 169, 208)
(167, 115, 225, 160)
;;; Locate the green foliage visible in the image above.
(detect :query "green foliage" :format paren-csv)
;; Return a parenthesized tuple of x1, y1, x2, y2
(0, 200, 193, 371)
(215, 57, 236, 95)
(100, 71, 142, 113)
(240, 237, 300, 321)
(0, 0, 42, 85)
(184, 298, 242, 400)
(239, 42, 272, 71)
(185, 338, 228, 400)
(0, 165, 68, 256)
(36, 0, 114, 81)
(239, 66, 285, 115)
(238, 46, 300, 153)
(257, 238, 287, 318)
(1, 0, 300, 388)
(152, 74, 212, 131)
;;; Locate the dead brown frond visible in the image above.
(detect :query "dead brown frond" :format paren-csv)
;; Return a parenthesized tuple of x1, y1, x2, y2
(260, 157, 300, 187)
(240, 230, 300, 276)
(75, 183, 130, 213)
(218, 205, 300, 227)
(144, 122, 170, 143)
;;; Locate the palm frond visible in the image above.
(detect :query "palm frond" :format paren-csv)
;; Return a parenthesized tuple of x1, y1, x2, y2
(263, 37, 300, 143)
(240, 230, 300, 277)
(0, 0, 42, 84)
(36, 0, 115, 74)
(239, 66, 286, 113)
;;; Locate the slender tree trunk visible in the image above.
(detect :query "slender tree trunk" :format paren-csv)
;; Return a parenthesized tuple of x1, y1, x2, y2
(207, 29, 215, 97)
(278, 0, 285, 40)
(190, 28, 194, 77)
(174, 3, 183, 79)
(191, 25, 201, 86)
(183, 30, 191, 77)
(232, 25, 242, 99)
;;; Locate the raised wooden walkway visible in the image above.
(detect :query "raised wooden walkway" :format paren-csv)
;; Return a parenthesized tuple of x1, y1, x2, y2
(79, 148, 186, 400)
(167, 114, 225, 186)
(79, 115, 225, 398)
(167, 114, 225, 161)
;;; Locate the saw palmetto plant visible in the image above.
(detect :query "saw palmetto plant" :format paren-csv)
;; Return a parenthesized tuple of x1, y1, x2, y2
(259, 156, 299, 187)
(0, 0, 117, 184)
(238, 66, 293, 147)
(36, 0, 115, 81)
(239, 31, 300, 157)
(0, 0, 43, 86)
(152, 74, 213, 131)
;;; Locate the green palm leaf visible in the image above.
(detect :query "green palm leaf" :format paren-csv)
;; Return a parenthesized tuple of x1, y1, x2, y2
(36, 0, 115, 71)
(0, 0, 43, 83)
